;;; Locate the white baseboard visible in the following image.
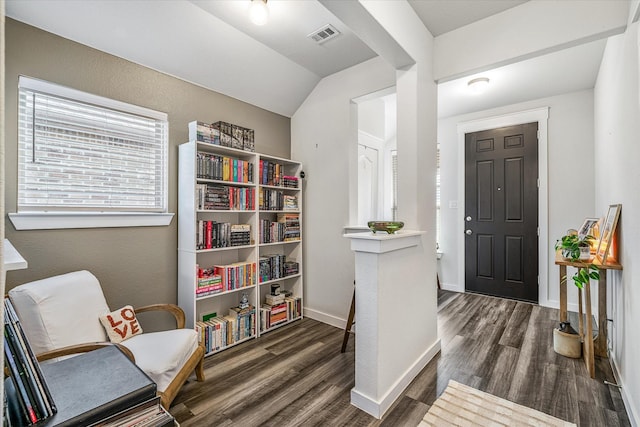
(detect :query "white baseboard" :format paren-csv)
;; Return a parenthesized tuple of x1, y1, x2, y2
(440, 282, 463, 292)
(350, 339, 442, 419)
(610, 354, 639, 427)
(304, 307, 346, 330)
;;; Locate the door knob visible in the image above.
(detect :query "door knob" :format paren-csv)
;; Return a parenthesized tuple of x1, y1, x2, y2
(465, 229, 473, 235)
(466, 216, 472, 222)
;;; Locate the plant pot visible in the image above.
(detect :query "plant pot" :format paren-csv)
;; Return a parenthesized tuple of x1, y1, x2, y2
(579, 246, 591, 261)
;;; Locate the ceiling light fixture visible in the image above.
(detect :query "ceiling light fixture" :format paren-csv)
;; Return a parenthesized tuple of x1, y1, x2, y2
(249, 0, 269, 26)
(467, 77, 490, 94)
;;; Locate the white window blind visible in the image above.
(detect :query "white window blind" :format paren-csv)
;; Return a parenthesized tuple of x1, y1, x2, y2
(17, 76, 168, 213)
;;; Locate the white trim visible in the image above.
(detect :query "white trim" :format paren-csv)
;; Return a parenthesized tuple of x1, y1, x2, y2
(303, 307, 347, 330)
(18, 75, 167, 120)
(350, 339, 441, 419)
(457, 107, 549, 305)
(8, 212, 174, 230)
(611, 353, 639, 427)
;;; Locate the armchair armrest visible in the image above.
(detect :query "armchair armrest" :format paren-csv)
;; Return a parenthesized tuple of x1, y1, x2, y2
(36, 342, 135, 363)
(134, 304, 186, 329)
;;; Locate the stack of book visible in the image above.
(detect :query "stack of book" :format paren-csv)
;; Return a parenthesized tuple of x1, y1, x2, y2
(230, 224, 251, 246)
(283, 260, 300, 276)
(4, 299, 56, 426)
(283, 195, 298, 211)
(195, 269, 223, 298)
(96, 397, 174, 427)
(277, 213, 300, 241)
(282, 175, 299, 188)
(227, 305, 256, 343)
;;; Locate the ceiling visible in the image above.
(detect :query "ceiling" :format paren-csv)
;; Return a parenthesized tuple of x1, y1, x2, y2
(5, 0, 611, 118)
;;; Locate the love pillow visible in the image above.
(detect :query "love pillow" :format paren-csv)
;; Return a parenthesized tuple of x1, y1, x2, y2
(99, 305, 143, 344)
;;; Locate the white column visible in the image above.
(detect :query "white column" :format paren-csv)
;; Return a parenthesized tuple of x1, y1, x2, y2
(344, 230, 440, 419)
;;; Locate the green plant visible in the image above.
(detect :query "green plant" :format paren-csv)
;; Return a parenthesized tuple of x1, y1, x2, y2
(555, 233, 600, 289)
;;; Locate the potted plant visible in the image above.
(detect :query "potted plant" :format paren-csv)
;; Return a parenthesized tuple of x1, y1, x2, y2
(555, 232, 600, 289)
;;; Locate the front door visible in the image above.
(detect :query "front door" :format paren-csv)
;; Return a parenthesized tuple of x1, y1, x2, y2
(464, 123, 539, 302)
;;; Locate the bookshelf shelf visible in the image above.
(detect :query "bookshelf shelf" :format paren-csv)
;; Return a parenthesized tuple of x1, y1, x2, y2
(258, 273, 302, 286)
(261, 316, 302, 334)
(179, 122, 303, 356)
(204, 334, 256, 357)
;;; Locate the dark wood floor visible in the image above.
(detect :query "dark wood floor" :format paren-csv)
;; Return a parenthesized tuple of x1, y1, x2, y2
(170, 291, 631, 426)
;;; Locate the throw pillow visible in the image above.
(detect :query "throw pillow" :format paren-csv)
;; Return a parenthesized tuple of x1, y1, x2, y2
(99, 305, 143, 344)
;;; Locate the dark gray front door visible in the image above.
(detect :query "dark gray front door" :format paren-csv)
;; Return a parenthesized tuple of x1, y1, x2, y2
(464, 123, 539, 302)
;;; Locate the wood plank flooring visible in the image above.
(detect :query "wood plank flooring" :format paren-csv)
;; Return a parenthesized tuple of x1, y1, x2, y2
(170, 291, 631, 426)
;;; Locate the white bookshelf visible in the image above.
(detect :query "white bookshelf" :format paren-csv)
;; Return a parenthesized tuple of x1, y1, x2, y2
(178, 136, 303, 356)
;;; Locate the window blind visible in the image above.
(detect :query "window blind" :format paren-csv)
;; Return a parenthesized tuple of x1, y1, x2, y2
(17, 77, 168, 213)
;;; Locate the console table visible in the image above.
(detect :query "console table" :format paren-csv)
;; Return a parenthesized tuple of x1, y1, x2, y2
(555, 252, 622, 378)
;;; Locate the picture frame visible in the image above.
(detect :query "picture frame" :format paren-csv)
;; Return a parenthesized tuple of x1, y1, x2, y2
(596, 204, 621, 265)
(578, 217, 600, 239)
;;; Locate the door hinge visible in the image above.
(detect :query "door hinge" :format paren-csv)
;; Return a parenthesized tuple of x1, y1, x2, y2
(537, 227, 540, 236)
(537, 130, 540, 139)
(537, 178, 540, 188)
(538, 275, 540, 285)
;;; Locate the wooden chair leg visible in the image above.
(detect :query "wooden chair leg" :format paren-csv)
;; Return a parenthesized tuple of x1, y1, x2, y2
(341, 287, 356, 353)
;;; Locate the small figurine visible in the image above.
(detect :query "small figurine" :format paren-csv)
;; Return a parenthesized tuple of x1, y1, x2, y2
(239, 292, 249, 309)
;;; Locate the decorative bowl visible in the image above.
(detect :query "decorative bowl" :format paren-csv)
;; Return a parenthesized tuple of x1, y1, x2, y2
(367, 221, 404, 234)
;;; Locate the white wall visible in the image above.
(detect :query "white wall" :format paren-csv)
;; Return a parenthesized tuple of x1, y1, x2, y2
(291, 56, 395, 326)
(594, 22, 640, 425)
(438, 89, 596, 311)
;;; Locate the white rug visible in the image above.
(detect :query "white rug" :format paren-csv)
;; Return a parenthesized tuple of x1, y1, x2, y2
(418, 380, 576, 427)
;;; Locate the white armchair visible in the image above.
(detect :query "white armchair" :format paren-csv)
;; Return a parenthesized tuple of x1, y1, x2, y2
(8, 270, 205, 408)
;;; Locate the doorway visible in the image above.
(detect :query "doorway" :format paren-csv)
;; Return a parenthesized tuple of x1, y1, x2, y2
(464, 122, 539, 302)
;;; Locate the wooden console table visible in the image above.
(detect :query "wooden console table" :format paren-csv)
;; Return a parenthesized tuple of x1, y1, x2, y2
(555, 252, 622, 378)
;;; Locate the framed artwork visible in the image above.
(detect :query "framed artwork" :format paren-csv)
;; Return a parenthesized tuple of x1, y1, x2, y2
(578, 217, 600, 239)
(596, 204, 621, 264)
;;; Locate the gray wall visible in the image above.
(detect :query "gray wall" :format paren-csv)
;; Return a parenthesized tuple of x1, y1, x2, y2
(4, 19, 291, 329)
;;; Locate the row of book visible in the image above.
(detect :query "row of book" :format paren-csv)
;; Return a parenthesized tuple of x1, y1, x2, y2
(259, 254, 299, 283)
(260, 160, 297, 187)
(195, 274, 223, 297)
(4, 299, 56, 426)
(259, 296, 302, 332)
(259, 213, 300, 243)
(195, 305, 256, 354)
(197, 152, 254, 184)
(189, 120, 255, 152)
(209, 261, 257, 293)
(259, 189, 298, 211)
(95, 396, 174, 427)
(197, 183, 255, 211)
(197, 221, 251, 250)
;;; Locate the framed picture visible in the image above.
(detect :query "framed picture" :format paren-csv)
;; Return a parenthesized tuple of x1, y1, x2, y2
(578, 217, 600, 239)
(596, 204, 621, 264)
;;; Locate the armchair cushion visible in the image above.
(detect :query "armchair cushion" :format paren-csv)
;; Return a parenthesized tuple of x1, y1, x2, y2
(121, 328, 199, 393)
(8, 271, 110, 355)
(99, 305, 143, 343)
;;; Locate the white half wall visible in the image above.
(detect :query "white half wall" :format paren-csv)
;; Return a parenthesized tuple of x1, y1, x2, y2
(594, 21, 640, 426)
(438, 89, 596, 313)
(292, 56, 395, 326)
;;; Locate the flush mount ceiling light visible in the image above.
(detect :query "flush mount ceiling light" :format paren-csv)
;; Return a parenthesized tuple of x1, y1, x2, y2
(249, 0, 269, 26)
(467, 77, 490, 94)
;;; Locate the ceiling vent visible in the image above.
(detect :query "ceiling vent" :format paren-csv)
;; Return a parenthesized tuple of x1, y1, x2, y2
(308, 24, 341, 44)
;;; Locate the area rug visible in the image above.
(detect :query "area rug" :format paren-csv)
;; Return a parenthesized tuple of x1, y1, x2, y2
(418, 380, 576, 427)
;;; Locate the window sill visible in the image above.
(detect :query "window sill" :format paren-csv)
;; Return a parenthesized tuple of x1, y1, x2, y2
(8, 212, 174, 230)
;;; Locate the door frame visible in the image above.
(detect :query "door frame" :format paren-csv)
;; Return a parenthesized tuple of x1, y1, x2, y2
(456, 107, 550, 306)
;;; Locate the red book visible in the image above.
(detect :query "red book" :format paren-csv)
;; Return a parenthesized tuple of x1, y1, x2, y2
(206, 221, 212, 249)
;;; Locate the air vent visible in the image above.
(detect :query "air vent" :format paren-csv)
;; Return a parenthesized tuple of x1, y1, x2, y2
(308, 24, 341, 44)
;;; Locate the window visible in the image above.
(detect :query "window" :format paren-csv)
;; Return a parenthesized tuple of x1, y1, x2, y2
(9, 76, 173, 230)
